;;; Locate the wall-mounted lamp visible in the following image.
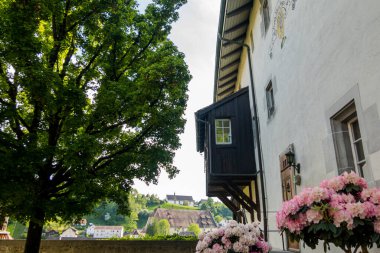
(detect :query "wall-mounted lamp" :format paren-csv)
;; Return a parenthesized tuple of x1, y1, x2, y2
(285, 150, 301, 174)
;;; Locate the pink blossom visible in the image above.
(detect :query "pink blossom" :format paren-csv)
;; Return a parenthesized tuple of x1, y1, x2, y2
(332, 208, 353, 229)
(307, 187, 330, 205)
(256, 239, 272, 253)
(212, 243, 223, 253)
(306, 209, 323, 224)
(217, 228, 225, 237)
(340, 171, 368, 189)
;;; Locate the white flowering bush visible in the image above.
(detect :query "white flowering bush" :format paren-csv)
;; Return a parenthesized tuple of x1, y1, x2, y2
(196, 220, 271, 253)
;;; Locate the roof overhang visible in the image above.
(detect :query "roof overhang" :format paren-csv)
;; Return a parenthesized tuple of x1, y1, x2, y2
(214, 0, 253, 102)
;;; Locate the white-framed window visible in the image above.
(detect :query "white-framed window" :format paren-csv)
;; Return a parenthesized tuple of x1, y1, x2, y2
(215, 119, 232, 144)
(331, 101, 366, 176)
(348, 117, 366, 176)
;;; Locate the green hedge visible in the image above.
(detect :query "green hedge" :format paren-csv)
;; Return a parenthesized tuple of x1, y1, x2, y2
(109, 234, 197, 241)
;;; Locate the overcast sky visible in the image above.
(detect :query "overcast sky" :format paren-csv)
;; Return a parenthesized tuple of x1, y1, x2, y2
(133, 0, 220, 201)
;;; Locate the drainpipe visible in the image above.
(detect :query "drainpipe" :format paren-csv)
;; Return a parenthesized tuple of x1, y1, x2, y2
(217, 34, 268, 240)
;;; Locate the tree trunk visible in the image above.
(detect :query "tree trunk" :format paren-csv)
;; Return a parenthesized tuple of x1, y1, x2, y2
(24, 208, 45, 253)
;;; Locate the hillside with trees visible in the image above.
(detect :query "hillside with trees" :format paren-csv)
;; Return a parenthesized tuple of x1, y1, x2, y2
(84, 191, 232, 232)
(7, 189, 231, 239)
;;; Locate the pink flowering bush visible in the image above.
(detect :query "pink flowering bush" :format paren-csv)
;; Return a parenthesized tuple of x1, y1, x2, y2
(276, 171, 380, 253)
(196, 220, 271, 253)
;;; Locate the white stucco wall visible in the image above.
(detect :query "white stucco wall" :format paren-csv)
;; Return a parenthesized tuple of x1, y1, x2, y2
(237, 0, 380, 251)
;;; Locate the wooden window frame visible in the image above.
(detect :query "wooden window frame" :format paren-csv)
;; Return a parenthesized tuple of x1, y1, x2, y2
(215, 119, 232, 145)
(347, 117, 366, 176)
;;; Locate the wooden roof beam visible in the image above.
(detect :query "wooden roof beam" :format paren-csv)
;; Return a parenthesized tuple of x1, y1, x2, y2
(219, 77, 237, 88)
(224, 20, 249, 35)
(217, 195, 239, 212)
(219, 71, 238, 82)
(226, 1, 253, 18)
(221, 47, 242, 59)
(217, 85, 235, 97)
(223, 34, 246, 46)
(220, 59, 240, 71)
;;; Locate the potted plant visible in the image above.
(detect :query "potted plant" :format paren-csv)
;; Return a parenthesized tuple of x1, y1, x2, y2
(196, 220, 271, 253)
(276, 171, 380, 253)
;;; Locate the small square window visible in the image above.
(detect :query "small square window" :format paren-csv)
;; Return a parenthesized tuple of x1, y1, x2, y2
(215, 119, 232, 144)
(266, 81, 275, 117)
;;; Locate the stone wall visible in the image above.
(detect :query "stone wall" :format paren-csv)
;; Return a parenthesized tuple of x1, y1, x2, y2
(0, 240, 197, 253)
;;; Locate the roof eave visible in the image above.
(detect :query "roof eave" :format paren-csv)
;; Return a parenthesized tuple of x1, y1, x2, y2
(214, 0, 228, 103)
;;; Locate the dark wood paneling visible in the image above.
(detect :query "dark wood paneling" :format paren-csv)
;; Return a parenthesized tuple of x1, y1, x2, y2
(206, 89, 255, 178)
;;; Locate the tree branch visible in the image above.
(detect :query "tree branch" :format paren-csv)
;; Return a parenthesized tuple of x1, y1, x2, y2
(91, 124, 154, 172)
(66, 8, 97, 33)
(59, 37, 75, 79)
(0, 67, 27, 138)
(115, 31, 157, 81)
(49, 0, 71, 69)
(47, 178, 74, 197)
(75, 43, 104, 87)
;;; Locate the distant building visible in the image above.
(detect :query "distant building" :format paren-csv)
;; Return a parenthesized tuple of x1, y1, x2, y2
(129, 229, 141, 238)
(146, 208, 217, 234)
(86, 224, 95, 236)
(44, 230, 59, 240)
(93, 226, 124, 238)
(166, 194, 194, 206)
(60, 227, 77, 239)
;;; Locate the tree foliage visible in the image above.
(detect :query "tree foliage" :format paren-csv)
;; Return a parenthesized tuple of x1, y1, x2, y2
(146, 218, 170, 236)
(187, 223, 200, 236)
(0, 0, 190, 252)
(157, 219, 170, 236)
(200, 198, 232, 220)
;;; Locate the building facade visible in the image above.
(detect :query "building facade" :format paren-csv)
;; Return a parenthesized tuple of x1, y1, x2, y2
(166, 194, 195, 206)
(146, 208, 217, 235)
(196, 0, 380, 252)
(59, 228, 77, 239)
(93, 226, 124, 239)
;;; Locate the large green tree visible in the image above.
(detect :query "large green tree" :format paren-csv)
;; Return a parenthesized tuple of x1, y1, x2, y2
(0, 0, 190, 252)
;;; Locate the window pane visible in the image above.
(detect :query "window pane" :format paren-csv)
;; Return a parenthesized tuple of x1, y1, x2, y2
(216, 128, 223, 136)
(223, 128, 230, 135)
(351, 120, 361, 140)
(223, 120, 230, 128)
(216, 120, 222, 128)
(216, 135, 224, 143)
(355, 140, 365, 162)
